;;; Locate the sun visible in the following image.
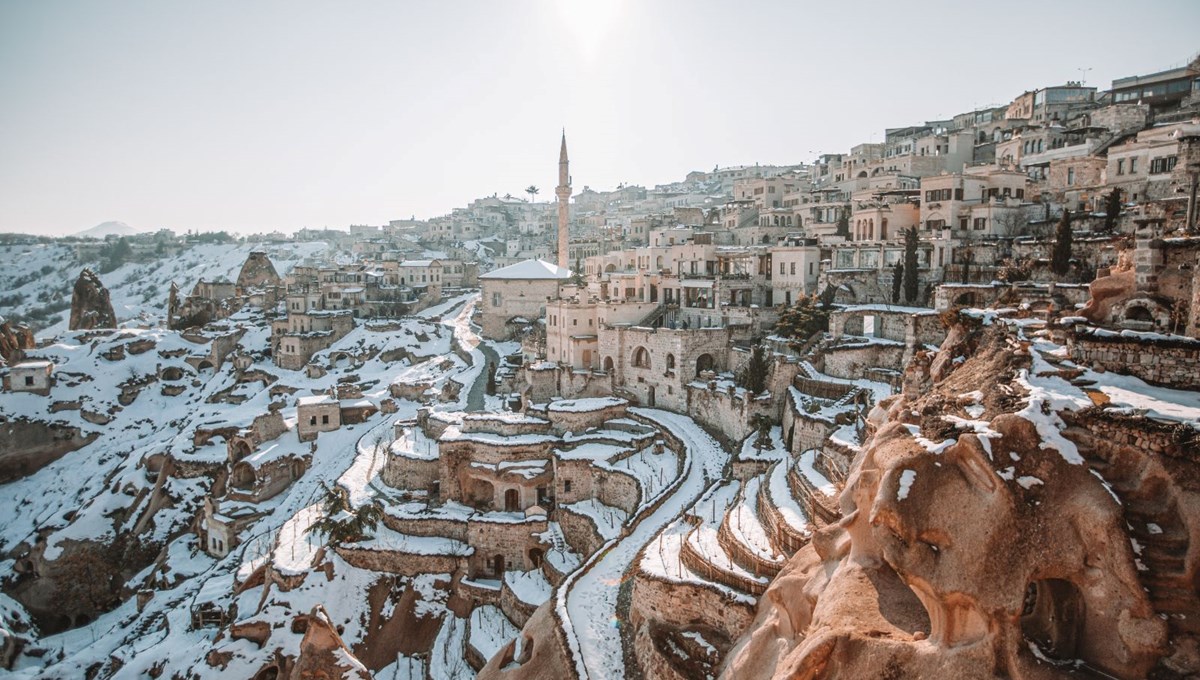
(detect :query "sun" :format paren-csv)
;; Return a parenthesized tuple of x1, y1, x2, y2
(555, 0, 625, 63)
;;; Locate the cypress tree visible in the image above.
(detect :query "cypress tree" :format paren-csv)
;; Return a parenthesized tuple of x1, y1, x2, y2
(903, 227, 919, 303)
(1103, 189, 1122, 232)
(1052, 210, 1073, 277)
(891, 262, 903, 304)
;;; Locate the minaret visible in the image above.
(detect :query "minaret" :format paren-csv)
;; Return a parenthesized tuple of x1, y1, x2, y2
(556, 130, 571, 270)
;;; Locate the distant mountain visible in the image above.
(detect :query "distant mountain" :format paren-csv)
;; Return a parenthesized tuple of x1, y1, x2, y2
(75, 221, 142, 238)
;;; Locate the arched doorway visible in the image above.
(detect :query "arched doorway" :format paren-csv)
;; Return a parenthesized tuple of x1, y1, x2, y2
(197, 360, 214, 372)
(603, 356, 614, 373)
(231, 463, 255, 490)
(504, 488, 520, 512)
(528, 548, 544, 568)
(492, 554, 506, 576)
(695, 353, 714, 377)
(1021, 579, 1085, 661)
(231, 440, 253, 462)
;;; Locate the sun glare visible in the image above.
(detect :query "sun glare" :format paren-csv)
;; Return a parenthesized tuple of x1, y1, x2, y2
(556, 0, 624, 63)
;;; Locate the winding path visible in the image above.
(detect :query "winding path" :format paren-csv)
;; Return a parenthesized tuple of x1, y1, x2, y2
(558, 408, 731, 679)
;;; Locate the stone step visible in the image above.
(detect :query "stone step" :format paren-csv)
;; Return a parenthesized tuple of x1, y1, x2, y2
(756, 462, 814, 555)
(717, 476, 786, 578)
(787, 451, 840, 525)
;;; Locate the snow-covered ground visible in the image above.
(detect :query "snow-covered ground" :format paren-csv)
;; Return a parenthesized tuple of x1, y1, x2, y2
(558, 408, 731, 680)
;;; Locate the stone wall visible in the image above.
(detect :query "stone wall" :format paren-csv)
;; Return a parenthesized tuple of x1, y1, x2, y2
(557, 505, 605, 557)
(629, 573, 756, 676)
(819, 342, 907, 378)
(466, 517, 549, 576)
(591, 466, 641, 516)
(333, 547, 464, 577)
(380, 513, 468, 543)
(381, 454, 439, 492)
(685, 384, 775, 444)
(1068, 329, 1200, 390)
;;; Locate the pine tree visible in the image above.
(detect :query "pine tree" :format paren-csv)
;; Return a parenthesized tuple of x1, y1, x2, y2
(1052, 210, 1073, 277)
(308, 483, 384, 545)
(1103, 188, 1122, 232)
(737, 344, 771, 395)
(891, 262, 903, 304)
(774, 294, 831, 347)
(903, 227, 919, 303)
(571, 258, 585, 286)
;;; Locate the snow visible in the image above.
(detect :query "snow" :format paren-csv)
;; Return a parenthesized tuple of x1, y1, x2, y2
(766, 460, 811, 536)
(468, 605, 519, 663)
(1016, 475, 1044, 489)
(797, 450, 837, 496)
(726, 477, 783, 564)
(684, 482, 768, 587)
(897, 470, 917, 501)
(558, 408, 730, 680)
(478, 258, 572, 280)
(504, 569, 553, 608)
(546, 396, 627, 412)
(565, 498, 629, 541)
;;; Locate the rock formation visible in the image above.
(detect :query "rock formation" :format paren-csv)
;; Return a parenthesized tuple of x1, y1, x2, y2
(236, 251, 282, 292)
(287, 606, 372, 680)
(721, 323, 1193, 679)
(68, 269, 117, 331)
(0, 317, 35, 365)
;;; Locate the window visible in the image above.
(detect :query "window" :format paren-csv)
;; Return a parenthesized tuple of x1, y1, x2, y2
(309, 416, 317, 426)
(954, 188, 963, 201)
(1067, 168, 1075, 186)
(779, 262, 786, 275)
(926, 219, 946, 230)
(1117, 159, 1125, 175)
(492, 292, 501, 307)
(790, 262, 796, 275)
(321, 415, 329, 425)
(1150, 156, 1178, 174)
(24, 376, 34, 386)
(959, 218, 969, 230)
(564, 480, 572, 493)
(1130, 158, 1138, 174)
(974, 217, 986, 230)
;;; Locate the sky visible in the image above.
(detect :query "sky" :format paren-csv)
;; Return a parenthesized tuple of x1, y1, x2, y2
(1, 0, 1198, 236)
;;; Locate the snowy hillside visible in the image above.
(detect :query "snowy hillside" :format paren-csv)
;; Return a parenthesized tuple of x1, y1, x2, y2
(0, 241, 331, 337)
(74, 221, 142, 238)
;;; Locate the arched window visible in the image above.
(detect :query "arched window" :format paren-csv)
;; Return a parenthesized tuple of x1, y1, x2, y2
(631, 346, 651, 369)
(603, 356, 614, 372)
(665, 354, 676, 371)
(695, 353, 714, 376)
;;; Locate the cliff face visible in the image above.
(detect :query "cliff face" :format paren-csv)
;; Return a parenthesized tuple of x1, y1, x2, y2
(68, 269, 117, 331)
(722, 325, 1194, 679)
(236, 251, 281, 291)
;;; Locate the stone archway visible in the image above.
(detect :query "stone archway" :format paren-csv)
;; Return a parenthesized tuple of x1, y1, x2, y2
(492, 554, 506, 576)
(695, 353, 715, 377)
(603, 356, 614, 373)
(469, 478, 495, 509)
(631, 346, 651, 369)
(504, 488, 520, 512)
(231, 439, 253, 462)
(231, 462, 255, 490)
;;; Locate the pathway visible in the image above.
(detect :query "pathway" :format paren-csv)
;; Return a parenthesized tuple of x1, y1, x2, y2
(559, 408, 731, 679)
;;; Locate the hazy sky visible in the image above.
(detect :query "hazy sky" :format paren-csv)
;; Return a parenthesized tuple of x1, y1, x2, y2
(2, 1, 1198, 235)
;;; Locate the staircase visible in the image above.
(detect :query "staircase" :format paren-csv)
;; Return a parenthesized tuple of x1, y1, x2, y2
(1081, 446, 1200, 639)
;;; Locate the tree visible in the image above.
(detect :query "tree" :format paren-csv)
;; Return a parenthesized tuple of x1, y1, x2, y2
(835, 206, 850, 239)
(1103, 188, 1123, 232)
(1052, 209, 1073, 277)
(571, 257, 585, 286)
(737, 344, 771, 396)
(903, 227, 920, 303)
(775, 294, 831, 347)
(752, 414, 773, 451)
(308, 483, 384, 545)
(959, 243, 974, 285)
(891, 262, 904, 304)
(525, 185, 539, 204)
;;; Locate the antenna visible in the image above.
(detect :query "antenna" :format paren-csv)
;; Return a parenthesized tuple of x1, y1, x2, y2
(1078, 67, 1092, 86)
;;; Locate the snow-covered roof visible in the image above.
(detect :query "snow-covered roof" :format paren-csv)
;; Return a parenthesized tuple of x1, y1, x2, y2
(12, 360, 53, 370)
(480, 259, 572, 280)
(297, 394, 336, 407)
(399, 259, 436, 267)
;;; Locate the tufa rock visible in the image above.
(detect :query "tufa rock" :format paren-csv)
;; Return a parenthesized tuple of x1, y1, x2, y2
(237, 251, 281, 292)
(0, 317, 35, 366)
(68, 269, 117, 331)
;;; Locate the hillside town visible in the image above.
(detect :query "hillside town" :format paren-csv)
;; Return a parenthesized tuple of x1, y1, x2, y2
(1, 53, 1200, 680)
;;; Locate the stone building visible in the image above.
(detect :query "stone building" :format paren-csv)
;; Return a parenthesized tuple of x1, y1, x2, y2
(479, 259, 573, 340)
(296, 395, 341, 441)
(4, 360, 54, 396)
